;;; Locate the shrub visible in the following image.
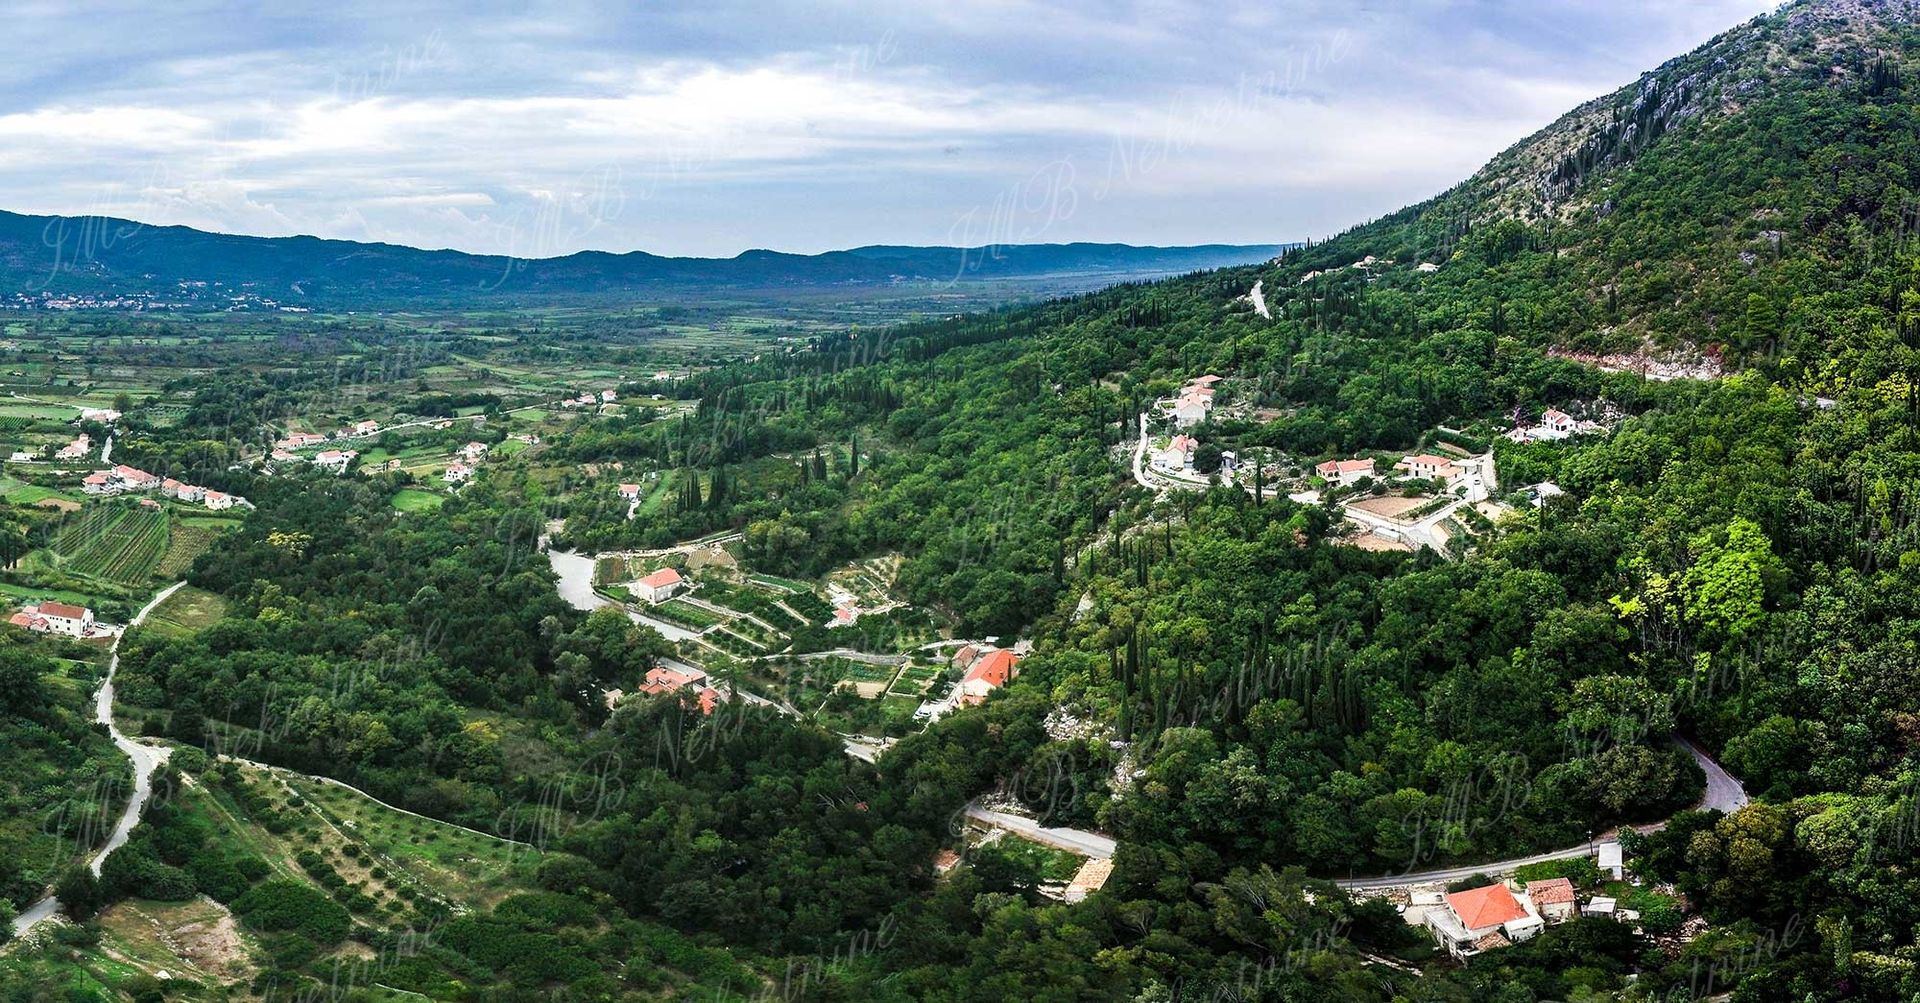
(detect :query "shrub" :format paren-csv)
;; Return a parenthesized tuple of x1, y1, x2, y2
(231, 880, 351, 944)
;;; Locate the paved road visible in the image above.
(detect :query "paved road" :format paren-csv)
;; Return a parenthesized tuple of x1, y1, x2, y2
(1129, 414, 1158, 491)
(12, 582, 185, 939)
(1336, 737, 1748, 891)
(1682, 734, 1749, 813)
(966, 805, 1117, 859)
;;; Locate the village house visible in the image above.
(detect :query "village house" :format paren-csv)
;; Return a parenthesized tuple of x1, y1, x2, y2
(10, 601, 94, 637)
(114, 465, 159, 491)
(637, 664, 724, 715)
(81, 472, 110, 495)
(444, 462, 473, 484)
(1525, 879, 1577, 924)
(276, 431, 328, 450)
(617, 483, 642, 500)
(1396, 454, 1460, 482)
(313, 449, 357, 474)
(639, 664, 706, 694)
(79, 408, 121, 423)
(958, 648, 1019, 706)
(600, 389, 618, 402)
(1426, 882, 1545, 959)
(352, 420, 380, 437)
(459, 441, 489, 461)
(269, 449, 298, 463)
(204, 490, 234, 510)
(634, 567, 683, 604)
(55, 434, 91, 460)
(1314, 457, 1376, 487)
(1153, 435, 1197, 473)
(1172, 394, 1212, 428)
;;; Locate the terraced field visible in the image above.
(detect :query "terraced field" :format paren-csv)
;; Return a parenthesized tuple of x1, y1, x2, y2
(50, 503, 169, 585)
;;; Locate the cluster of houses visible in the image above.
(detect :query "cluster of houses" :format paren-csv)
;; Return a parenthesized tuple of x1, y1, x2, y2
(637, 663, 725, 715)
(7, 600, 101, 637)
(559, 389, 619, 409)
(1505, 407, 1607, 443)
(1314, 451, 1497, 503)
(81, 465, 246, 509)
(1297, 257, 1440, 284)
(444, 441, 489, 485)
(1417, 867, 1638, 960)
(273, 420, 379, 454)
(1171, 374, 1221, 429)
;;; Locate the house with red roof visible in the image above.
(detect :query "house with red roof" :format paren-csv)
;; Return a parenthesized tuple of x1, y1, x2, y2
(639, 664, 708, 694)
(314, 449, 357, 474)
(635, 567, 683, 604)
(1395, 454, 1461, 482)
(1314, 457, 1375, 487)
(1524, 878, 1577, 923)
(958, 648, 1019, 706)
(617, 483, 642, 500)
(1426, 882, 1544, 958)
(81, 472, 111, 495)
(14, 601, 94, 637)
(111, 465, 159, 491)
(1152, 434, 1198, 473)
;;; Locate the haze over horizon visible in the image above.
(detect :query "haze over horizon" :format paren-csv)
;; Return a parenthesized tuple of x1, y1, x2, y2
(3, 0, 1776, 259)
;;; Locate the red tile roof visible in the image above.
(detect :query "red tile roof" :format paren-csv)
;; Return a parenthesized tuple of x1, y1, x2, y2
(1525, 878, 1576, 905)
(1447, 884, 1528, 930)
(963, 649, 1018, 689)
(39, 601, 88, 620)
(637, 567, 682, 589)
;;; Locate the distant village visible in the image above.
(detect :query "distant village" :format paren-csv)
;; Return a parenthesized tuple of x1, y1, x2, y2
(1142, 372, 1619, 555)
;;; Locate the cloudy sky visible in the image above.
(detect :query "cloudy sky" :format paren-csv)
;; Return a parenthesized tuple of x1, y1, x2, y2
(0, 0, 1779, 258)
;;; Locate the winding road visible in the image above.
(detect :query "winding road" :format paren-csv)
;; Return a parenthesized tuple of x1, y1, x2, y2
(1335, 737, 1748, 891)
(11, 581, 185, 939)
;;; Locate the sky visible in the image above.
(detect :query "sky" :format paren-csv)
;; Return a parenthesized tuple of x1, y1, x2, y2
(0, 0, 1781, 258)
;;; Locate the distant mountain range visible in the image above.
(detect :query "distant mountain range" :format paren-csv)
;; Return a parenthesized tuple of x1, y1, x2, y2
(0, 210, 1288, 310)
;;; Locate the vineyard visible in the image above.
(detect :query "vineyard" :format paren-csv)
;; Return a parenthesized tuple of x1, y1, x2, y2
(49, 503, 170, 586)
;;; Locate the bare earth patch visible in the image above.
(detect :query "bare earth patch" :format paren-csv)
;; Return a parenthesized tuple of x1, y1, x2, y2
(1349, 495, 1429, 519)
(1347, 533, 1414, 553)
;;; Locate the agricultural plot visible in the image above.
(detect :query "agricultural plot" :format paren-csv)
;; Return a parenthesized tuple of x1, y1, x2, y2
(746, 573, 810, 594)
(889, 662, 943, 696)
(50, 503, 170, 585)
(390, 488, 445, 513)
(155, 519, 222, 578)
(653, 598, 727, 630)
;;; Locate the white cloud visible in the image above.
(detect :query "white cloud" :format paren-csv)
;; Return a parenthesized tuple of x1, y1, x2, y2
(0, 0, 1786, 256)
